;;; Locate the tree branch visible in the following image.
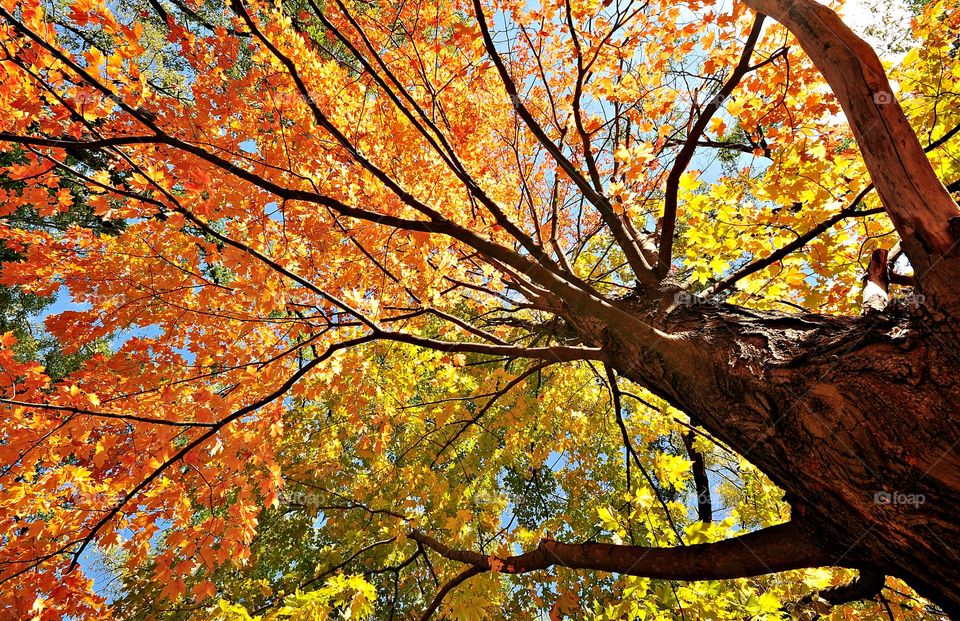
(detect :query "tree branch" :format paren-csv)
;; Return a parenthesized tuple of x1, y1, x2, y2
(681, 432, 713, 523)
(410, 520, 840, 580)
(57, 335, 377, 577)
(0, 19, 690, 358)
(704, 121, 960, 298)
(419, 566, 483, 621)
(0, 399, 217, 428)
(657, 14, 765, 279)
(471, 0, 658, 284)
(606, 366, 685, 543)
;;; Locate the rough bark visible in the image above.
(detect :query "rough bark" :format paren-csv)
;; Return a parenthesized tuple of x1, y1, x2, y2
(589, 291, 960, 616)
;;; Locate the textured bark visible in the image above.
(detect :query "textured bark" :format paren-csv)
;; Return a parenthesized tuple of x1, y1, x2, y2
(587, 291, 960, 616)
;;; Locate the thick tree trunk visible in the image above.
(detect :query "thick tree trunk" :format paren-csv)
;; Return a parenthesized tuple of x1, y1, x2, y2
(592, 292, 960, 615)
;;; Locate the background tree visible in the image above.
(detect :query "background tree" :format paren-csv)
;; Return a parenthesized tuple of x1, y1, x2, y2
(1, 0, 960, 619)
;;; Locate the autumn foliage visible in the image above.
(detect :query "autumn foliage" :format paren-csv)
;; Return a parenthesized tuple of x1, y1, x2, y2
(1, 0, 960, 618)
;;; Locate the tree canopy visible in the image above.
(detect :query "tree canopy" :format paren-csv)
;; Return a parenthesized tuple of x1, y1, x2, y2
(1, 0, 960, 618)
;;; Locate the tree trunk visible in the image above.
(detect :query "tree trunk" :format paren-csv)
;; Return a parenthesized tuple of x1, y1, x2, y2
(591, 292, 960, 615)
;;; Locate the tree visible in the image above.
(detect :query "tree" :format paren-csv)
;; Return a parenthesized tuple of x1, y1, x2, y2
(1, 0, 960, 617)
